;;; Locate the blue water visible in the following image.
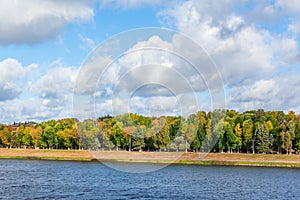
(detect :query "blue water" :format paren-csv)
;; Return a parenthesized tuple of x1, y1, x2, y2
(0, 159, 300, 199)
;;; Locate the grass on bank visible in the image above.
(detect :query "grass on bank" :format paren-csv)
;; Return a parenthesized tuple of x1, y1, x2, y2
(1, 148, 300, 168)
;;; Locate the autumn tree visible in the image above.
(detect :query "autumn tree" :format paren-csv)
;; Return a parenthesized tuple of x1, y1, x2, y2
(234, 123, 242, 153)
(279, 120, 295, 154)
(242, 119, 253, 153)
(30, 125, 42, 149)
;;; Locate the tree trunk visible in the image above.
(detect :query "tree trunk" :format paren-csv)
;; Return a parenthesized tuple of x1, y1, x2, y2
(252, 139, 255, 154)
(185, 140, 188, 153)
(129, 137, 131, 152)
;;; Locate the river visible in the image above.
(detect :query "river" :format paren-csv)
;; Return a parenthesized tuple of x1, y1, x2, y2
(0, 159, 300, 199)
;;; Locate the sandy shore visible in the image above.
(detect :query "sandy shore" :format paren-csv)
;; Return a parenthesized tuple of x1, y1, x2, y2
(1, 148, 300, 168)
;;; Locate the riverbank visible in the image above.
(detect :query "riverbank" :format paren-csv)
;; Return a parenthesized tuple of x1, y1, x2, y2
(1, 148, 300, 168)
(0, 148, 92, 161)
(92, 151, 300, 168)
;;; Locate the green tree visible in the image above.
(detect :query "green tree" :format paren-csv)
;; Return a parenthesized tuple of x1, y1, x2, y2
(131, 125, 145, 151)
(42, 125, 58, 149)
(16, 125, 25, 148)
(222, 122, 236, 153)
(242, 119, 253, 153)
(294, 116, 300, 152)
(22, 127, 32, 148)
(234, 123, 242, 153)
(214, 120, 225, 152)
(78, 120, 100, 150)
(110, 122, 124, 151)
(152, 118, 170, 151)
(179, 119, 194, 152)
(279, 120, 295, 154)
(255, 122, 269, 154)
(203, 118, 212, 152)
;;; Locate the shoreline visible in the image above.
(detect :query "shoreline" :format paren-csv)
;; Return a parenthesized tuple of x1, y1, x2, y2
(1, 148, 300, 168)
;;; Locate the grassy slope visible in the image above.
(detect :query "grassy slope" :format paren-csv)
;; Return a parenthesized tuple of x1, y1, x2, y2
(1, 148, 300, 168)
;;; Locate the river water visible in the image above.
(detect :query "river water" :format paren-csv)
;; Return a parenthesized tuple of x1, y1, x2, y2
(0, 159, 300, 199)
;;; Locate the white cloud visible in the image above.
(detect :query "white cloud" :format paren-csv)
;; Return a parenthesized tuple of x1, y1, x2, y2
(159, 0, 300, 113)
(228, 72, 300, 113)
(0, 97, 72, 123)
(0, 58, 77, 122)
(74, 55, 113, 95)
(79, 35, 96, 50)
(125, 95, 182, 116)
(0, 0, 94, 44)
(100, 0, 163, 10)
(98, 34, 222, 97)
(229, 79, 276, 102)
(276, 0, 300, 14)
(276, 38, 300, 65)
(161, 1, 278, 85)
(0, 58, 37, 101)
(74, 32, 221, 119)
(242, 1, 300, 32)
(30, 66, 77, 108)
(93, 92, 199, 118)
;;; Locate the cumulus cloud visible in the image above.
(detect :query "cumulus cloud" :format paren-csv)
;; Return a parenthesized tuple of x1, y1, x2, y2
(161, 1, 276, 82)
(160, 0, 300, 113)
(74, 55, 113, 95)
(75, 30, 224, 119)
(0, 0, 94, 44)
(229, 80, 276, 103)
(30, 66, 77, 109)
(0, 58, 37, 101)
(0, 58, 77, 122)
(0, 97, 72, 123)
(23, 65, 76, 122)
(96, 33, 223, 96)
(227, 71, 300, 112)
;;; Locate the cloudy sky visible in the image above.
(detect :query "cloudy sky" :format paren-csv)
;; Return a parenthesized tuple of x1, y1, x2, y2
(1, 0, 300, 123)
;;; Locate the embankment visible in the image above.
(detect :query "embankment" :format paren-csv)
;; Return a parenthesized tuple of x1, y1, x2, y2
(1, 148, 300, 168)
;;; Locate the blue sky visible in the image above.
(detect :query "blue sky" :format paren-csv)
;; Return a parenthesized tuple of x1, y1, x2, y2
(0, 0, 300, 123)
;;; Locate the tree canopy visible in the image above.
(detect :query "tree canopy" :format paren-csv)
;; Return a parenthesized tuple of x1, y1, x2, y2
(1, 110, 300, 154)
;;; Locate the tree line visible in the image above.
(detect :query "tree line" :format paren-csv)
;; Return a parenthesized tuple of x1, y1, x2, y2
(1, 109, 300, 154)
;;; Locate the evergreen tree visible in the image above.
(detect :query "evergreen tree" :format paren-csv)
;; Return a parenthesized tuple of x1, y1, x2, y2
(255, 122, 269, 154)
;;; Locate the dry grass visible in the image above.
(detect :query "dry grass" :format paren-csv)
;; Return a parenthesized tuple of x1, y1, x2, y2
(1, 149, 300, 167)
(0, 148, 92, 161)
(92, 151, 300, 163)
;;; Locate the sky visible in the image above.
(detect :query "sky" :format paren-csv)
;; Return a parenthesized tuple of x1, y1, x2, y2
(0, 0, 300, 123)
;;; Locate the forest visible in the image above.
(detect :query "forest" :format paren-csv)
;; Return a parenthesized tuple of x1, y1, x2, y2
(0, 109, 300, 154)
